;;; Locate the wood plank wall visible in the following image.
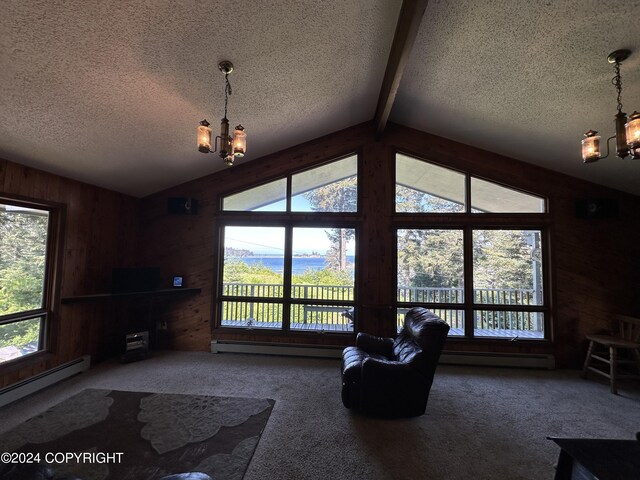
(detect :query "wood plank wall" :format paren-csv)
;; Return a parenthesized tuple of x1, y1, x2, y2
(0, 159, 139, 388)
(3, 116, 637, 384)
(139, 121, 640, 368)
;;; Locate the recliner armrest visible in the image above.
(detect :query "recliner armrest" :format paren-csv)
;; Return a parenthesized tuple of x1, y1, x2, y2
(359, 357, 429, 417)
(361, 357, 424, 386)
(356, 332, 394, 357)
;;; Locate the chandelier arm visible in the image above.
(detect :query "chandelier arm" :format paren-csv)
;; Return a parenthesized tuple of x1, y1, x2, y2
(212, 135, 222, 154)
(601, 135, 615, 160)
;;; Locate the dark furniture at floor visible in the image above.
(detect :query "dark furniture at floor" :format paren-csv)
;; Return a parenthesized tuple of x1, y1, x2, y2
(548, 435, 640, 480)
(581, 314, 640, 394)
(61, 288, 202, 355)
(341, 307, 449, 417)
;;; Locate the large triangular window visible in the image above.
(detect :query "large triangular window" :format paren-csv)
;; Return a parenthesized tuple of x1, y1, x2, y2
(223, 155, 358, 212)
(395, 153, 545, 213)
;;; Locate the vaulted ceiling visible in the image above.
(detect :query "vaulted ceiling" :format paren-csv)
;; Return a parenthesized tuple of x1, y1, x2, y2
(2, 1, 639, 197)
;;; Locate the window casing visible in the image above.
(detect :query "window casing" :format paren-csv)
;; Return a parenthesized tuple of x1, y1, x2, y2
(0, 199, 58, 364)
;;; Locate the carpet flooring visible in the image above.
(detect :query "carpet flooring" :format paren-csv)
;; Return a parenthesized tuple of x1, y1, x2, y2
(0, 388, 273, 480)
(1, 351, 639, 480)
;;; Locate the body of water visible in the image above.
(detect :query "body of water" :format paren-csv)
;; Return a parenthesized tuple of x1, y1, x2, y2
(230, 256, 355, 274)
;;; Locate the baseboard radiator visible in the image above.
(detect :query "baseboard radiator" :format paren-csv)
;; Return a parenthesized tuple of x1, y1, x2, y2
(211, 340, 342, 359)
(211, 341, 555, 369)
(0, 355, 91, 408)
(440, 351, 555, 369)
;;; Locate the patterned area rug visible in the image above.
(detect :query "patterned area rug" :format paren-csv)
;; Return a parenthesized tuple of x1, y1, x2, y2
(0, 389, 274, 480)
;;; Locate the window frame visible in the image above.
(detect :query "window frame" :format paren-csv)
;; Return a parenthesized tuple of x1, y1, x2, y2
(395, 153, 547, 216)
(393, 153, 552, 342)
(0, 195, 64, 366)
(215, 154, 361, 334)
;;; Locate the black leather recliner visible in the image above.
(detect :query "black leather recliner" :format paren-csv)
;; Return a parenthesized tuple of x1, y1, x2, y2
(341, 307, 450, 417)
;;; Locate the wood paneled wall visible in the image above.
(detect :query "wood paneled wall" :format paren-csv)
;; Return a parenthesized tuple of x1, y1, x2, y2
(0, 159, 139, 388)
(139, 122, 640, 368)
(3, 116, 637, 386)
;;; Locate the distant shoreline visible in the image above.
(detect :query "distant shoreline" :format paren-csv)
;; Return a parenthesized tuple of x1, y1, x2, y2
(229, 255, 324, 258)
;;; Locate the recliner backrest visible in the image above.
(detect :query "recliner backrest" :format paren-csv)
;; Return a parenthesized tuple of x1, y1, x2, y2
(393, 307, 450, 375)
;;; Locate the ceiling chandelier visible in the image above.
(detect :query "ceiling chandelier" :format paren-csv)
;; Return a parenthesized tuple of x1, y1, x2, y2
(582, 49, 640, 163)
(197, 61, 246, 166)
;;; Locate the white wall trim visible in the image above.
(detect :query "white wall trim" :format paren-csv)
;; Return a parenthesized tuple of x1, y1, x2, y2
(211, 341, 555, 369)
(0, 355, 91, 408)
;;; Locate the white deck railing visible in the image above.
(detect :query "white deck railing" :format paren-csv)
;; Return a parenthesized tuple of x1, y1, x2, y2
(221, 283, 543, 335)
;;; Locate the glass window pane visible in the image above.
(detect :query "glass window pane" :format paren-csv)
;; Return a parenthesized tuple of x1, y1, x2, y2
(0, 317, 42, 364)
(474, 311, 544, 339)
(291, 155, 358, 212)
(291, 227, 355, 299)
(0, 204, 49, 315)
(222, 178, 287, 211)
(473, 230, 544, 306)
(396, 154, 465, 213)
(396, 308, 464, 336)
(397, 229, 464, 303)
(222, 226, 285, 298)
(291, 304, 354, 333)
(220, 301, 282, 329)
(471, 178, 545, 213)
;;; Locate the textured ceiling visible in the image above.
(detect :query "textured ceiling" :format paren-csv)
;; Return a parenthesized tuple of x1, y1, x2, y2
(1, 1, 639, 197)
(393, 0, 640, 195)
(1, 0, 399, 197)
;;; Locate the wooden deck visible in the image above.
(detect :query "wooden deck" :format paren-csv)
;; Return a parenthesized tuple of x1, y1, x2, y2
(220, 320, 543, 338)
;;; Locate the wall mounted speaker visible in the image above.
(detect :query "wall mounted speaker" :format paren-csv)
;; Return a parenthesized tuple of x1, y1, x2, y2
(574, 198, 619, 219)
(168, 197, 199, 215)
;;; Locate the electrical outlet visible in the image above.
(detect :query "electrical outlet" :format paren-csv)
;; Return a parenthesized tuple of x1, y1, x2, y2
(158, 321, 168, 330)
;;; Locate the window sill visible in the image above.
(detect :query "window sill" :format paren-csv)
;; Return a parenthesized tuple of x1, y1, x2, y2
(0, 350, 55, 375)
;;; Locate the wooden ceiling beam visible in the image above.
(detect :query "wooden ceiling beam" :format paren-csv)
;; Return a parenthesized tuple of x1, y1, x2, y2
(373, 0, 429, 139)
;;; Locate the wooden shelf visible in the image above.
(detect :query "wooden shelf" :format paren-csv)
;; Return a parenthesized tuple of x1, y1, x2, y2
(61, 287, 202, 304)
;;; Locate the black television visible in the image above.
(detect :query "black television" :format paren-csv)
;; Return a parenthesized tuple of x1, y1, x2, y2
(111, 267, 161, 293)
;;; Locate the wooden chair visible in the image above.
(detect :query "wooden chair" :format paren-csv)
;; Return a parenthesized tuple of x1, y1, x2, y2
(581, 314, 640, 394)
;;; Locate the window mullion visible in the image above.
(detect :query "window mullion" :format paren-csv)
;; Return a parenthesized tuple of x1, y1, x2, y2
(463, 226, 474, 338)
(282, 225, 293, 330)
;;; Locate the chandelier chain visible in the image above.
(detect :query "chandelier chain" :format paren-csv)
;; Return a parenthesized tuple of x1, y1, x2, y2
(224, 73, 232, 120)
(612, 61, 623, 114)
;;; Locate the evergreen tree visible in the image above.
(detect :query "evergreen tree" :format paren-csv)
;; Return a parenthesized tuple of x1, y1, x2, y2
(0, 207, 49, 349)
(303, 177, 356, 271)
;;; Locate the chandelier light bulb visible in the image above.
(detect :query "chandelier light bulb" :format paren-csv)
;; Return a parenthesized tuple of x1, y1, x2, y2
(582, 130, 601, 163)
(197, 120, 212, 153)
(233, 125, 246, 157)
(626, 111, 640, 159)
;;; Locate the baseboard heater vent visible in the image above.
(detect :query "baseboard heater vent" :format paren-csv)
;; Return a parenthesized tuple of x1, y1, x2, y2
(0, 355, 91, 408)
(211, 341, 554, 369)
(440, 351, 555, 369)
(211, 341, 342, 359)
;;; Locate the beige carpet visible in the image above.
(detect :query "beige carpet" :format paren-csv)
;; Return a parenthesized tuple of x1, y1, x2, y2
(1, 351, 639, 480)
